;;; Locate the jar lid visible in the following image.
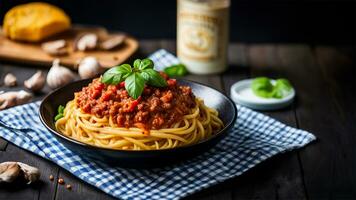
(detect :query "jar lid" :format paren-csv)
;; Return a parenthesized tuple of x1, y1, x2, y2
(230, 79, 295, 110)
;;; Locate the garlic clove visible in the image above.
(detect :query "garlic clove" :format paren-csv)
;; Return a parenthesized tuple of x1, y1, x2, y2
(4, 73, 17, 87)
(74, 33, 98, 51)
(0, 162, 40, 184)
(17, 162, 40, 184)
(24, 70, 46, 92)
(100, 34, 126, 50)
(41, 39, 68, 56)
(0, 90, 32, 110)
(47, 59, 76, 89)
(78, 57, 103, 79)
(0, 162, 21, 183)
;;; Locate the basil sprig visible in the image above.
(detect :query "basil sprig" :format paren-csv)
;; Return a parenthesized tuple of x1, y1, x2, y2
(102, 58, 167, 99)
(54, 105, 65, 121)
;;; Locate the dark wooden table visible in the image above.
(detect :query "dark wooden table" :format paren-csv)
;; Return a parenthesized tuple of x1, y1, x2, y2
(0, 40, 354, 200)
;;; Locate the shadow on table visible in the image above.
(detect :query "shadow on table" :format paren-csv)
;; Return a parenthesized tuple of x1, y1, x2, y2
(0, 179, 45, 192)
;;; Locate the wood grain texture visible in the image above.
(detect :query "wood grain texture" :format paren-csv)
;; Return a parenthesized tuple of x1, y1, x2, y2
(0, 144, 58, 200)
(54, 169, 115, 200)
(247, 45, 306, 200)
(0, 26, 138, 68)
(221, 44, 306, 200)
(0, 40, 355, 200)
(277, 45, 356, 199)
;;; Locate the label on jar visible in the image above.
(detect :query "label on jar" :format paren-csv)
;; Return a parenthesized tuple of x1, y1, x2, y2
(178, 13, 219, 61)
(177, 1, 228, 62)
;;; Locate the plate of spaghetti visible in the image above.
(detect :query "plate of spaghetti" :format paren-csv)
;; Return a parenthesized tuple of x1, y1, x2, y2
(40, 58, 237, 167)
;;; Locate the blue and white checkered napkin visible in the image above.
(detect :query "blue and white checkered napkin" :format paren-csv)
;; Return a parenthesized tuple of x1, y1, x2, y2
(0, 50, 316, 200)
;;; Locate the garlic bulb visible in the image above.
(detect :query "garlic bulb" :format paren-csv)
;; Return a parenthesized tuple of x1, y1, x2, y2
(0, 162, 21, 183)
(47, 59, 76, 89)
(0, 90, 32, 110)
(17, 162, 41, 184)
(0, 162, 40, 184)
(4, 73, 17, 87)
(24, 70, 46, 92)
(78, 57, 102, 79)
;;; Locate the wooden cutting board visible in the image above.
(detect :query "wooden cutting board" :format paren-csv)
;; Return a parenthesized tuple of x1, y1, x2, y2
(0, 26, 139, 69)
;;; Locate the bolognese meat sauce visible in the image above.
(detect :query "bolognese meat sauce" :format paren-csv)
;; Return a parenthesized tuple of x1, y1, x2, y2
(76, 74, 196, 130)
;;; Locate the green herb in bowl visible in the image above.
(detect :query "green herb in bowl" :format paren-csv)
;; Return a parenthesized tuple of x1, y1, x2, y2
(251, 77, 293, 99)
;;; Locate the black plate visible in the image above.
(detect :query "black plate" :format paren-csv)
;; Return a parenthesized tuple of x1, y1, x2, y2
(39, 79, 237, 168)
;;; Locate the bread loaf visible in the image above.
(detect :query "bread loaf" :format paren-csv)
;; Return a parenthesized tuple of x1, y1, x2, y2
(3, 2, 71, 42)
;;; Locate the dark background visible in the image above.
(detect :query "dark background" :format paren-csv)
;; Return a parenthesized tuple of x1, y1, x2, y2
(0, 0, 355, 44)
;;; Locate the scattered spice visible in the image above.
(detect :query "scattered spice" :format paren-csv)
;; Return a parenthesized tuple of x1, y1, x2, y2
(66, 184, 72, 190)
(58, 178, 64, 184)
(49, 174, 54, 181)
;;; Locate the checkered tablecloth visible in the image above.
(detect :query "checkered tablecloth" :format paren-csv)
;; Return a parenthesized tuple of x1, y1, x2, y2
(0, 49, 316, 200)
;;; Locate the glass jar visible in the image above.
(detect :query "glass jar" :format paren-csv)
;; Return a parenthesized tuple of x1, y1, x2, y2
(177, 0, 230, 74)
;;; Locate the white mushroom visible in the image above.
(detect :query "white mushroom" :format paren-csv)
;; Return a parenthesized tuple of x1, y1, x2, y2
(78, 57, 103, 79)
(74, 33, 98, 51)
(47, 59, 76, 89)
(0, 90, 32, 110)
(4, 73, 17, 87)
(24, 70, 46, 92)
(100, 34, 126, 50)
(41, 40, 68, 56)
(0, 162, 40, 184)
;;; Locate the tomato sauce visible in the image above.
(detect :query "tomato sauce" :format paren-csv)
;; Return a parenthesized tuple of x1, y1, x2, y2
(75, 76, 196, 130)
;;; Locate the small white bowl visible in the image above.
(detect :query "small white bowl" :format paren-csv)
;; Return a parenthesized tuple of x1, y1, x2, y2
(230, 79, 295, 110)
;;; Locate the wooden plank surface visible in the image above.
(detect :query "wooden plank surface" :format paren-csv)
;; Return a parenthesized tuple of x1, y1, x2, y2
(220, 44, 307, 200)
(277, 45, 356, 199)
(0, 26, 138, 68)
(0, 144, 58, 200)
(0, 40, 355, 200)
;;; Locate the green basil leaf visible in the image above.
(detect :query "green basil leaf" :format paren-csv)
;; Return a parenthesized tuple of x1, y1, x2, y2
(54, 113, 63, 121)
(251, 77, 274, 98)
(139, 58, 154, 70)
(102, 64, 132, 84)
(125, 72, 145, 99)
(57, 105, 65, 114)
(142, 69, 167, 87)
(133, 59, 141, 69)
(164, 64, 188, 77)
(271, 79, 292, 98)
(140, 71, 150, 81)
(118, 64, 132, 73)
